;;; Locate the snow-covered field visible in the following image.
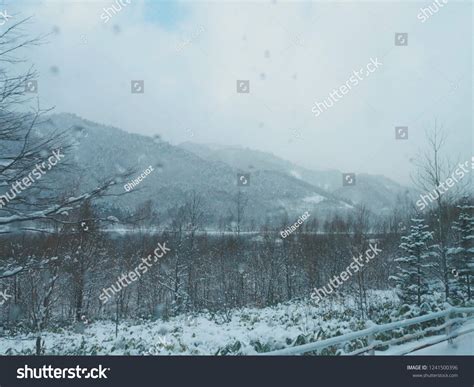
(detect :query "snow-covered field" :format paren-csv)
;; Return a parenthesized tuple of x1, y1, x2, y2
(1, 291, 472, 356)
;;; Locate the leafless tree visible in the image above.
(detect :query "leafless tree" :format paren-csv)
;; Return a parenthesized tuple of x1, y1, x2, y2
(0, 18, 131, 281)
(411, 121, 464, 299)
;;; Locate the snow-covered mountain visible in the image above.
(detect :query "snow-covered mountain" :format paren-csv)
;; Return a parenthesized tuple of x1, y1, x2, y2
(179, 142, 415, 214)
(34, 113, 353, 226)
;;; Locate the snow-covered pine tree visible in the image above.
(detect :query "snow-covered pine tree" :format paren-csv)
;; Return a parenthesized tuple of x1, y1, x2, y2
(391, 218, 436, 307)
(448, 198, 473, 302)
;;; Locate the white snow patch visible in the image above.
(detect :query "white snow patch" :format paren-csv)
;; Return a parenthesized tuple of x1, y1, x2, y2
(302, 195, 324, 204)
(290, 170, 302, 179)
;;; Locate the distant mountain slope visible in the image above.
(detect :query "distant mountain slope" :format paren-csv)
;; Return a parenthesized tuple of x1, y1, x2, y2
(32, 113, 351, 226)
(179, 142, 415, 214)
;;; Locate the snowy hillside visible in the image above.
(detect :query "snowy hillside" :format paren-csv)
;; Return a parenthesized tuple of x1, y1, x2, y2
(179, 142, 417, 213)
(32, 113, 352, 226)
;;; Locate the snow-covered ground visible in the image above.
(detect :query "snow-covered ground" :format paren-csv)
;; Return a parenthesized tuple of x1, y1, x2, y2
(0, 299, 366, 355)
(409, 320, 474, 356)
(1, 291, 471, 356)
(373, 317, 474, 356)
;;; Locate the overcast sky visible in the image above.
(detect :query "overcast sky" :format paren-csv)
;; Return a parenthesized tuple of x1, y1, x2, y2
(9, 0, 473, 185)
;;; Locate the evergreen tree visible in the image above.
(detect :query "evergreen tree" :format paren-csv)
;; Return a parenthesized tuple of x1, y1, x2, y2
(448, 198, 474, 302)
(391, 218, 435, 306)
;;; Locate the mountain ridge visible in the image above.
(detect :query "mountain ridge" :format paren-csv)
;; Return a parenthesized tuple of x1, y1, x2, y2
(17, 112, 418, 230)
